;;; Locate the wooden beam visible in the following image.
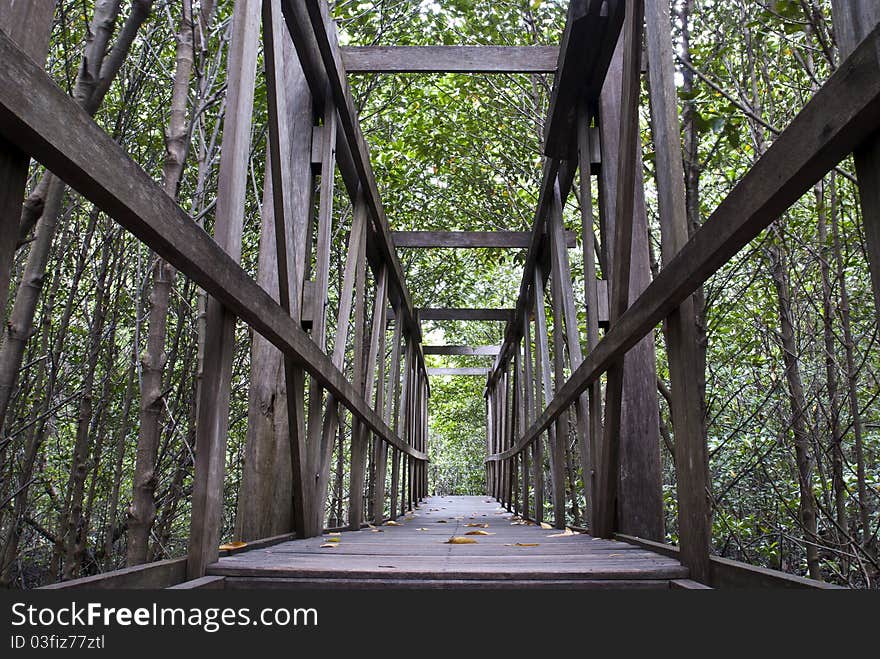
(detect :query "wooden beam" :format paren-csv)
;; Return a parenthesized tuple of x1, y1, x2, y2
(40, 557, 188, 590)
(616, 535, 844, 589)
(831, 0, 880, 330)
(426, 368, 491, 377)
(487, 19, 880, 463)
(593, 0, 646, 540)
(422, 345, 501, 356)
(645, 0, 710, 582)
(544, 0, 625, 158)
(487, 159, 576, 391)
(0, 0, 54, 324)
(282, 0, 422, 349)
(341, 46, 559, 74)
(188, 0, 262, 580)
(0, 30, 428, 464)
(263, 0, 311, 539)
(418, 308, 514, 322)
(392, 230, 577, 249)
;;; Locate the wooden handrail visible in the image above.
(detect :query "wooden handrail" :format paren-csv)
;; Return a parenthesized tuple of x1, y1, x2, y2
(0, 29, 427, 463)
(488, 20, 880, 463)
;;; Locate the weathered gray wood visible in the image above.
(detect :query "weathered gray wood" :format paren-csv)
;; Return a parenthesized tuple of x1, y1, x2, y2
(427, 368, 491, 376)
(392, 231, 576, 248)
(418, 308, 515, 322)
(599, 3, 664, 542)
(487, 160, 584, 397)
(304, 90, 339, 534)
(348, 220, 370, 530)
(0, 30, 427, 461)
(616, 534, 844, 589)
(423, 345, 501, 356)
(669, 579, 712, 590)
(645, 0, 710, 582)
(830, 1, 880, 327)
(373, 307, 402, 523)
(40, 557, 188, 590)
(223, 577, 672, 590)
(594, 0, 646, 539)
(187, 0, 262, 579)
(533, 265, 566, 528)
(315, 195, 367, 528)
(548, 180, 593, 526)
(523, 315, 543, 524)
(367, 265, 390, 523)
(577, 108, 603, 518)
(283, 0, 422, 346)
(487, 21, 880, 464)
(208, 496, 689, 587)
(0, 0, 54, 324)
(341, 46, 560, 74)
(263, 0, 311, 538)
(544, 0, 625, 158)
(167, 575, 226, 590)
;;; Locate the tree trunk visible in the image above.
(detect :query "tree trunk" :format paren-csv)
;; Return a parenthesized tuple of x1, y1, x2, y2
(128, 0, 214, 565)
(767, 235, 822, 581)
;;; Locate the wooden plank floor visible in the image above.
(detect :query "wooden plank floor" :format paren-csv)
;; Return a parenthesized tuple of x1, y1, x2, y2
(210, 496, 689, 589)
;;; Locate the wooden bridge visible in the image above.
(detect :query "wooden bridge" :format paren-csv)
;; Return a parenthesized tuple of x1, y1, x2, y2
(1, 0, 876, 590)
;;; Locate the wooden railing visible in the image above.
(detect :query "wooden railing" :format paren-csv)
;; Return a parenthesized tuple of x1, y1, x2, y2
(0, 0, 430, 582)
(485, 0, 880, 585)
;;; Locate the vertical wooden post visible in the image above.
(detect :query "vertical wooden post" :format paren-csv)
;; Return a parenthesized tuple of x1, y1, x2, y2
(315, 195, 366, 529)
(548, 180, 594, 526)
(830, 1, 880, 327)
(645, 0, 711, 583)
(514, 342, 526, 516)
(187, 0, 261, 579)
(593, 0, 649, 539)
(533, 264, 566, 528)
(262, 0, 313, 537)
(0, 0, 54, 322)
(523, 313, 543, 523)
(304, 90, 338, 534)
(347, 207, 369, 530)
(359, 266, 388, 514)
(373, 307, 402, 523)
(577, 108, 603, 526)
(393, 333, 411, 517)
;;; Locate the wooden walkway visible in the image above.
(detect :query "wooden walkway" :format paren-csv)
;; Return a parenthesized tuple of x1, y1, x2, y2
(208, 496, 691, 589)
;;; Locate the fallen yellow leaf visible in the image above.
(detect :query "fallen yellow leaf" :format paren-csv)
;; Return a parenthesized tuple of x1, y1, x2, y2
(465, 530, 495, 536)
(465, 523, 489, 528)
(218, 541, 247, 551)
(539, 522, 552, 530)
(385, 520, 402, 526)
(546, 528, 576, 538)
(515, 543, 540, 547)
(323, 537, 341, 543)
(445, 537, 478, 544)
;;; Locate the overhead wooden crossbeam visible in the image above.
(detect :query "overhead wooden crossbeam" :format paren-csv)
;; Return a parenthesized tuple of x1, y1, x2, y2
(392, 231, 577, 248)
(418, 308, 515, 322)
(427, 368, 492, 376)
(423, 345, 501, 356)
(0, 30, 428, 466)
(341, 45, 560, 74)
(487, 21, 880, 462)
(544, 0, 625, 158)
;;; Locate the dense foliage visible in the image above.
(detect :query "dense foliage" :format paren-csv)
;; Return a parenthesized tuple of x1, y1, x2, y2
(0, 0, 876, 588)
